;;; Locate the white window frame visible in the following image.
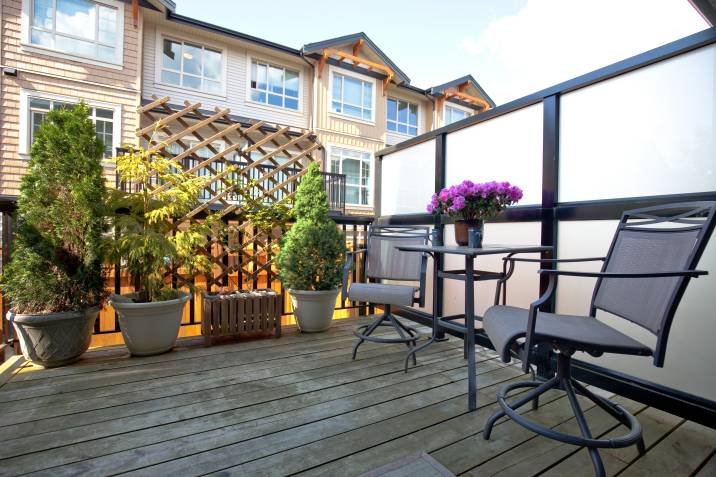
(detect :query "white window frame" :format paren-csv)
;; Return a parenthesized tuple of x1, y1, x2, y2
(19, 89, 122, 159)
(328, 66, 376, 125)
(386, 97, 419, 137)
(154, 31, 228, 99)
(444, 102, 473, 126)
(328, 144, 373, 208)
(20, 0, 125, 68)
(246, 56, 302, 113)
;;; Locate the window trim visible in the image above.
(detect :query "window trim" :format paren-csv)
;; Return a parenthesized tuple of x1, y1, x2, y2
(386, 96, 420, 137)
(327, 66, 376, 125)
(21, 0, 125, 68)
(19, 89, 122, 159)
(444, 102, 473, 126)
(245, 56, 303, 114)
(327, 143, 374, 208)
(154, 30, 228, 99)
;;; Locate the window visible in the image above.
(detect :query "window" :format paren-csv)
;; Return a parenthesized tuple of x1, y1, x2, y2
(29, 97, 115, 157)
(161, 38, 223, 95)
(250, 60, 299, 110)
(445, 105, 470, 125)
(28, 0, 122, 64)
(330, 147, 371, 206)
(387, 98, 418, 136)
(331, 72, 373, 121)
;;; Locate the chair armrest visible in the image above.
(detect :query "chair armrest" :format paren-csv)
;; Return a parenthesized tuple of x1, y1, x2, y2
(537, 269, 708, 278)
(504, 256, 605, 263)
(342, 249, 368, 302)
(522, 273, 558, 373)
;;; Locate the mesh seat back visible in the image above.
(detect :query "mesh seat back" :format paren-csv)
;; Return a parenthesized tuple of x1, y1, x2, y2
(594, 227, 699, 334)
(366, 231, 427, 281)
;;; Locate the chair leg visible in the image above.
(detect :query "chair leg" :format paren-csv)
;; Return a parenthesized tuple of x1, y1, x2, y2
(564, 378, 606, 477)
(388, 314, 417, 365)
(352, 313, 386, 360)
(529, 366, 539, 411)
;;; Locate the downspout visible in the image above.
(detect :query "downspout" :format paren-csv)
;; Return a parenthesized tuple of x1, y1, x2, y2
(300, 50, 321, 167)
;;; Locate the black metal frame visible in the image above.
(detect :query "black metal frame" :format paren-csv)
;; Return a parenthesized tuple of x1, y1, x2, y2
(372, 27, 716, 427)
(343, 225, 430, 363)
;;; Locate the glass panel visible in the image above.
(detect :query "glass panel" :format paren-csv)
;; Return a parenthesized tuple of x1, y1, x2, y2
(343, 104, 361, 118)
(330, 158, 340, 174)
(345, 185, 359, 205)
(360, 188, 368, 205)
(268, 94, 282, 107)
(343, 158, 360, 185)
(205, 80, 222, 95)
(251, 90, 266, 103)
(95, 108, 113, 119)
(408, 126, 417, 136)
(56, 35, 95, 57)
(284, 97, 298, 110)
(162, 39, 181, 70)
(387, 120, 397, 132)
(331, 101, 342, 113)
(250, 61, 257, 88)
(97, 5, 117, 44)
(387, 98, 397, 121)
(29, 98, 51, 110)
(182, 43, 202, 76)
(160, 69, 180, 85)
(268, 66, 283, 94)
(203, 48, 222, 80)
(362, 109, 372, 121)
(285, 70, 299, 98)
(56, 0, 95, 40)
(379, 139, 436, 215)
(361, 160, 370, 186)
(182, 74, 201, 90)
(97, 45, 115, 62)
(31, 111, 46, 136)
(343, 76, 362, 106)
(331, 74, 342, 102)
(398, 101, 408, 123)
(32, 0, 54, 29)
(409, 104, 418, 126)
(362, 82, 372, 108)
(30, 28, 52, 47)
(257, 63, 267, 90)
(397, 123, 407, 134)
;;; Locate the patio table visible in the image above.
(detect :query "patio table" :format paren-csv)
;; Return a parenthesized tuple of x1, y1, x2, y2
(397, 243, 552, 411)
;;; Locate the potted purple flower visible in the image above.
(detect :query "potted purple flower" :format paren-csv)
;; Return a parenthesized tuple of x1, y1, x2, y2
(427, 180, 523, 246)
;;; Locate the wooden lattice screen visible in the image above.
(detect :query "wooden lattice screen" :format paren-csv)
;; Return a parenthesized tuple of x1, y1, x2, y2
(136, 96, 323, 291)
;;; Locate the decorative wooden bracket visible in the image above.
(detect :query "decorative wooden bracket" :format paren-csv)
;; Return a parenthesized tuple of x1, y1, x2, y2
(352, 39, 364, 65)
(444, 87, 491, 111)
(318, 51, 328, 76)
(132, 0, 139, 27)
(321, 48, 396, 95)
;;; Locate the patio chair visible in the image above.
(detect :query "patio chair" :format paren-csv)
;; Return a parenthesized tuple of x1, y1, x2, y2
(482, 202, 716, 477)
(343, 225, 430, 364)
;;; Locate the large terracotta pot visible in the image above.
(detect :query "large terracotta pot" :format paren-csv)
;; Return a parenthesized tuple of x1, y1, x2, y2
(454, 219, 484, 247)
(110, 292, 190, 356)
(8, 307, 99, 368)
(288, 288, 339, 332)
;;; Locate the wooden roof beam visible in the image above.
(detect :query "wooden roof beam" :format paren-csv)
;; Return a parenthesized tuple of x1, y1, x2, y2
(444, 89, 491, 111)
(352, 39, 364, 65)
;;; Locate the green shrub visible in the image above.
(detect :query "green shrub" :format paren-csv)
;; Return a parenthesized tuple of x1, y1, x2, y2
(276, 162, 345, 291)
(1, 104, 108, 313)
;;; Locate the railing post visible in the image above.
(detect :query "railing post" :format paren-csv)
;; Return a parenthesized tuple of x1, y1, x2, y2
(434, 134, 446, 338)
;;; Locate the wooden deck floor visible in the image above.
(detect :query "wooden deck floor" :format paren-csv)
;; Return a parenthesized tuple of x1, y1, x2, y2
(0, 316, 714, 477)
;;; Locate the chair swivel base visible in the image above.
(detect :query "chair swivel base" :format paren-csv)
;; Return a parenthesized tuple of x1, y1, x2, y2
(483, 353, 645, 477)
(352, 305, 421, 367)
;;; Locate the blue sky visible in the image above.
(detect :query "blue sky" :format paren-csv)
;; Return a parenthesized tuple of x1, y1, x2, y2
(176, 0, 708, 105)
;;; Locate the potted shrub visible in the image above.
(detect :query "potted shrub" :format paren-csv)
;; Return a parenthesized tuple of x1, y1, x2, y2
(1, 104, 107, 367)
(276, 162, 345, 332)
(106, 135, 217, 356)
(428, 180, 523, 246)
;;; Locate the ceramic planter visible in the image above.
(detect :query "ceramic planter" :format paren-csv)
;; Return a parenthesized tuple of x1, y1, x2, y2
(110, 292, 190, 356)
(8, 307, 99, 368)
(288, 288, 339, 332)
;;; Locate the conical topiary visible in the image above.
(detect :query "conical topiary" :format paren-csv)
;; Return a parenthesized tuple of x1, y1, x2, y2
(1, 104, 107, 313)
(276, 162, 345, 291)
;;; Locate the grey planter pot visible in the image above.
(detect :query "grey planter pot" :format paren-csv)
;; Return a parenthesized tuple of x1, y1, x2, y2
(288, 288, 339, 333)
(8, 307, 99, 368)
(110, 292, 190, 356)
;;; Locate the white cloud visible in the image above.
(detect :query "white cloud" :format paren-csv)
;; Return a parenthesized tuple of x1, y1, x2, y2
(460, 0, 708, 104)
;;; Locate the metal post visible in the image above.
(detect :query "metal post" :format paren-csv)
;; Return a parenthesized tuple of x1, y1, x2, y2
(465, 253, 477, 411)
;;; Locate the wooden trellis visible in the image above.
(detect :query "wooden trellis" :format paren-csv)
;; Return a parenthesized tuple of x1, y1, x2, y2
(135, 96, 323, 291)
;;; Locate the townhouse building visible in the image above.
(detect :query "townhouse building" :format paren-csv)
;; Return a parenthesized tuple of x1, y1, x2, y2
(0, 0, 494, 215)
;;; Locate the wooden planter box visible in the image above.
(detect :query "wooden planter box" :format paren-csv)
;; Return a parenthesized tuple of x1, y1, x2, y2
(202, 289, 282, 344)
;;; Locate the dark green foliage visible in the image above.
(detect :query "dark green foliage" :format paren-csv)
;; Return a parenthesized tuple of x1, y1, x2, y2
(1, 104, 108, 313)
(276, 162, 345, 291)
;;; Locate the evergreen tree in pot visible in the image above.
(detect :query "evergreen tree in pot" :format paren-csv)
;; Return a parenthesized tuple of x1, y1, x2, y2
(0, 104, 107, 367)
(276, 162, 345, 332)
(105, 132, 218, 356)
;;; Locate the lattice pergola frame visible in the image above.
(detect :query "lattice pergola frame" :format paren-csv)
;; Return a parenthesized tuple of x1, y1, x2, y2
(134, 96, 323, 291)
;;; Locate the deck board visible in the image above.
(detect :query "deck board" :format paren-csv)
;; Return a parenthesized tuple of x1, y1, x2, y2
(0, 315, 712, 477)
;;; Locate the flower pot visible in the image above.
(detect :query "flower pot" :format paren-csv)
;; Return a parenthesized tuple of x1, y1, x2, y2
(455, 219, 484, 247)
(288, 288, 339, 332)
(8, 307, 99, 368)
(110, 292, 190, 356)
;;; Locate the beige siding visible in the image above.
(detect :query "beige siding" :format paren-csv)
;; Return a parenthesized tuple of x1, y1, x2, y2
(142, 12, 310, 130)
(0, 0, 142, 196)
